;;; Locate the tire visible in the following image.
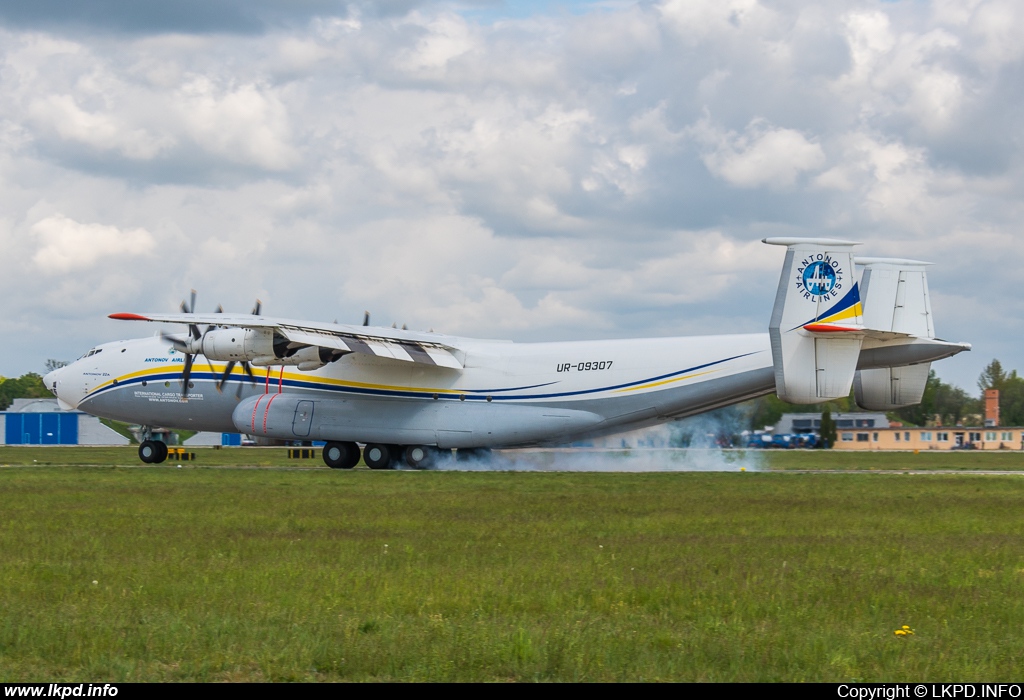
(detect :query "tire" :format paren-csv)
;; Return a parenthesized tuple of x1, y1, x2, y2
(139, 440, 160, 464)
(154, 441, 168, 463)
(404, 445, 438, 469)
(323, 441, 360, 469)
(364, 443, 394, 470)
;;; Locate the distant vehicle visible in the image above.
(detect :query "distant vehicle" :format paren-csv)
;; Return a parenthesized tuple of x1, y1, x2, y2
(746, 433, 819, 449)
(44, 239, 969, 469)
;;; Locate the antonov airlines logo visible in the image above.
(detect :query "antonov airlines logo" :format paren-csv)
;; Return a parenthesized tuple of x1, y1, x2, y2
(796, 254, 843, 301)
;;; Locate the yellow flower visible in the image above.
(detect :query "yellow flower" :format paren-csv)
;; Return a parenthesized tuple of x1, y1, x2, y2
(894, 630, 907, 636)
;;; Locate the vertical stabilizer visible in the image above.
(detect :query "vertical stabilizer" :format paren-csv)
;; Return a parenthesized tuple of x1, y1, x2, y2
(856, 257, 934, 338)
(763, 238, 864, 404)
(853, 257, 936, 410)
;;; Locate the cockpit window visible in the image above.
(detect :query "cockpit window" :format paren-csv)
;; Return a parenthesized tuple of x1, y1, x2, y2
(77, 348, 104, 360)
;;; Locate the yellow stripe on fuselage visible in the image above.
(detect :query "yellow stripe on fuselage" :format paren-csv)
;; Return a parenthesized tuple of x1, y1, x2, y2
(89, 362, 467, 398)
(613, 369, 717, 393)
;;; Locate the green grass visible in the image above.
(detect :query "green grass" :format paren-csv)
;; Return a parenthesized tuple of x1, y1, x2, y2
(1, 464, 1024, 681)
(760, 449, 1024, 471)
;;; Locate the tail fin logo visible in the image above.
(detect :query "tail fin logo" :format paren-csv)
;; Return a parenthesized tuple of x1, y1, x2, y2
(796, 254, 844, 301)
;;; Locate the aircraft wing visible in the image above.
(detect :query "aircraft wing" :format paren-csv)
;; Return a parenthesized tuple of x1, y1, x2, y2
(108, 312, 464, 369)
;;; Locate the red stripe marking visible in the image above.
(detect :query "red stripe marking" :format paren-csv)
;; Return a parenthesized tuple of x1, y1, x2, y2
(108, 313, 150, 321)
(278, 366, 284, 393)
(804, 323, 860, 333)
(251, 394, 266, 433)
(263, 393, 280, 434)
(264, 367, 271, 394)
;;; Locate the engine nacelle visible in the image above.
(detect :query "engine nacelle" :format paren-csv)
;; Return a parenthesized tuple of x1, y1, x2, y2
(184, 327, 345, 370)
(199, 328, 274, 361)
(251, 345, 345, 370)
(290, 346, 331, 371)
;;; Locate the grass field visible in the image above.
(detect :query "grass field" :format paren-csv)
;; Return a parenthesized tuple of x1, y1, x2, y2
(2, 451, 1024, 681)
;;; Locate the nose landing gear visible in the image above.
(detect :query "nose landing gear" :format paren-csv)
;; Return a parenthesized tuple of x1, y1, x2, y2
(139, 439, 168, 464)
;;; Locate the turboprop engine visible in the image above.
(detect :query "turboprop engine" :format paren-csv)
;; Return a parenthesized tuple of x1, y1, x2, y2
(181, 328, 343, 370)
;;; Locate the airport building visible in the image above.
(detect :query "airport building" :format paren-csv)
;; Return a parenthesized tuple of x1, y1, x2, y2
(833, 426, 1023, 450)
(0, 398, 129, 445)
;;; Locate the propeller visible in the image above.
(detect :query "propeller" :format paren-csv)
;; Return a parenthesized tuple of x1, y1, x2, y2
(363, 311, 370, 326)
(161, 291, 260, 398)
(216, 360, 257, 398)
(168, 289, 202, 397)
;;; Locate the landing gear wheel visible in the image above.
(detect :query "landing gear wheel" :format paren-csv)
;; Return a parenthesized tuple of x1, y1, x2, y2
(364, 443, 394, 470)
(404, 445, 438, 470)
(139, 440, 167, 464)
(323, 441, 360, 469)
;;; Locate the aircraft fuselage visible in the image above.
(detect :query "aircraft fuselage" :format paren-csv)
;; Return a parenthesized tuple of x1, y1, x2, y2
(47, 332, 776, 448)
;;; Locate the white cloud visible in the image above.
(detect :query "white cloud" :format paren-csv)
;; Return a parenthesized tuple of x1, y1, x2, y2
(175, 77, 298, 170)
(31, 215, 155, 274)
(693, 118, 826, 188)
(0, 2, 1020, 390)
(28, 93, 172, 159)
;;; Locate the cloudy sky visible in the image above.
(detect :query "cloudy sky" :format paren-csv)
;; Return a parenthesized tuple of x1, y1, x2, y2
(0, 0, 1020, 391)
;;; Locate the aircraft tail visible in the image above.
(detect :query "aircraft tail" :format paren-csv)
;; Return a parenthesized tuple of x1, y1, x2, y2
(764, 242, 968, 408)
(764, 238, 864, 404)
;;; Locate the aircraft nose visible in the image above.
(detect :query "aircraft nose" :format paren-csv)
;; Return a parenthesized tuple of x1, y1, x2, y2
(43, 365, 77, 409)
(43, 367, 61, 396)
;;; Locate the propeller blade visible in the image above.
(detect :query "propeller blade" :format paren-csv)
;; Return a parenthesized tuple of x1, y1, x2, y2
(179, 300, 189, 314)
(217, 361, 236, 392)
(189, 323, 201, 341)
(189, 289, 197, 315)
(363, 311, 370, 326)
(160, 331, 189, 354)
(215, 304, 223, 314)
(251, 299, 262, 316)
(181, 353, 194, 397)
(236, 362, 257, 398)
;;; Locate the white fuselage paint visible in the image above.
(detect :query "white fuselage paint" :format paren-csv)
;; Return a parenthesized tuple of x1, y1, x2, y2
(46, 332, 776, 447)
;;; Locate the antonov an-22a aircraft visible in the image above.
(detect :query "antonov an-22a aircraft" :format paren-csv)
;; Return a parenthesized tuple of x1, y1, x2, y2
(45, 238, 970, 469)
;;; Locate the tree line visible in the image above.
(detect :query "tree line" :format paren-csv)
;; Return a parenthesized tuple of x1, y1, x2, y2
(0, 373, 50, 412)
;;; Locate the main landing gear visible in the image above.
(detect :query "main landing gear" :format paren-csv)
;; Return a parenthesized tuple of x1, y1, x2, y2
(139, 439, 168, 464)
(321, 442, 444, 470)
(322, 441, 360, 469)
